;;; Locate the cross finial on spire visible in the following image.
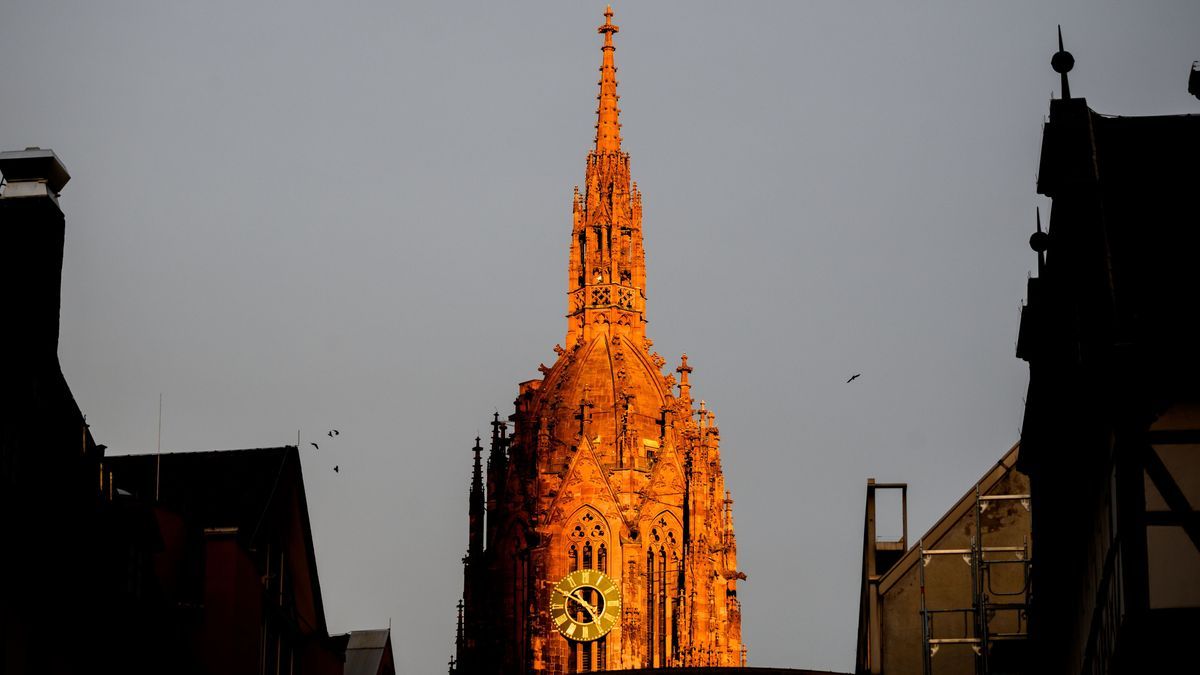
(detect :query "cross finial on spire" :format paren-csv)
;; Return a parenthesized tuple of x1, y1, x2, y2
(595, 6, 622, 153)
(600, 5, 617, 42)
(676, 353, 693, 402)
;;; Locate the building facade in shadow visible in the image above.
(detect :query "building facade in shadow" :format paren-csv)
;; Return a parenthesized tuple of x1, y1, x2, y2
(1015, 32, 1200, 674)
(0, 147, 134, 675)
(0, 148, 391, 675)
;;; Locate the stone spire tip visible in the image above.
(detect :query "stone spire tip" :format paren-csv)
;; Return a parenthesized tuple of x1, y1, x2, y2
(595, 6, 622, 153)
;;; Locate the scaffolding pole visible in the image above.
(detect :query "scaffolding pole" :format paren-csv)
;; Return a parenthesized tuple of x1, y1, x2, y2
(919, 490, 1032, 675)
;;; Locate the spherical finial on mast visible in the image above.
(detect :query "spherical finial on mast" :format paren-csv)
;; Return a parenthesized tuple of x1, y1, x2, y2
(1051, 25, 1075, 99)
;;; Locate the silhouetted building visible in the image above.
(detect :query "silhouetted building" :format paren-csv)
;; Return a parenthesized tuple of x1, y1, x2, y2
(0, 148, 388, 674)
(856, 445, 1031, 675)
(0, 147, 155, 674)
(454, 7, 745, 674)
(1015, 33, 1200, 673)
(107, 447, 347, 675)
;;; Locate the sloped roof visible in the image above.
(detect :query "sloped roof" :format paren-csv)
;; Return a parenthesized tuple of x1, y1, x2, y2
(344, 628, 391, 675)
(106, 446, 328, 635)
(876, 442, 1022, 594)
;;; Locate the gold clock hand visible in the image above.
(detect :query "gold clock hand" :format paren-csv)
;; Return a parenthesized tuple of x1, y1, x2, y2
(568, 590, 600, 621)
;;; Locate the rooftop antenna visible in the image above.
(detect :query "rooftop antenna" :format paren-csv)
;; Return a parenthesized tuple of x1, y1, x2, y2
(155, 393, 163, 501)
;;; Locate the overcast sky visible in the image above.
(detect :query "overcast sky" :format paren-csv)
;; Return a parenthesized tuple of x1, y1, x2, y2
(3, 1, 1197, 672)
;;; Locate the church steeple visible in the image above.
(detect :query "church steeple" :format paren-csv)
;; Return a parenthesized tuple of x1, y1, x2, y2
(468, 436, 484, 558)
(595, 5, 621, 153)
(566, 6, 646, 349)
(455, 12, 745, 671)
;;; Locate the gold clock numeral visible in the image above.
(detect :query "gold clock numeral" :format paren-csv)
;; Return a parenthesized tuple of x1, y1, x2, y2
(555, 613, 569, 626)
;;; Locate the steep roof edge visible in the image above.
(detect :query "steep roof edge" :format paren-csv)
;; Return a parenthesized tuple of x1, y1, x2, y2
(290, 445, 329, 636)
(106, 446, 292, 459)
(346, 627, 390, 650)
(876, 442, 1022, 595)
(105, 445, 330, 636)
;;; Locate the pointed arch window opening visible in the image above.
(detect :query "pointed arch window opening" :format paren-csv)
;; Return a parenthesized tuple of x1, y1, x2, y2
(646, 548, 655, 665)
(657, 545, 667, 666)
(563, 508, 614, 673)
(645, 513, 683, 668)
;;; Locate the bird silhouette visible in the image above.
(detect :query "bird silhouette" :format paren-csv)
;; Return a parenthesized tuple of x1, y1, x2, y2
(846, 373, 861, 383)
(333, 465, 339, 473)
(311, 442, 319, 450)
(328, 429, 339, 437)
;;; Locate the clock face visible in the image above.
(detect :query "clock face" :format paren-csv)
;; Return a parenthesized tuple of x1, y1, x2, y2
(549, 569, 621, 642)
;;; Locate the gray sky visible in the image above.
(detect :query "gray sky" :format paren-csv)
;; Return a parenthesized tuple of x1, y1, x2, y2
(3, 1, 1197, 672)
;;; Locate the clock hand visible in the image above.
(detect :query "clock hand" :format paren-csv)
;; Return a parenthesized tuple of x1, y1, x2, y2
(570, 591, 598, 619)
(568, 590, 600, 621)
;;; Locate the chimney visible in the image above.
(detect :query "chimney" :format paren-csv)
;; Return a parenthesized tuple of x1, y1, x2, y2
(0, 147, 71, 205)
(0, 147, 72, 361)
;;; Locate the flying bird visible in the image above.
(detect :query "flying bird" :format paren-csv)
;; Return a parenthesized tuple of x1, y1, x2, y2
(846, 373, 861, 383)
(310, 442, 319, 450)
(333, 465, 339, 473)
(328, 429, 339, 437)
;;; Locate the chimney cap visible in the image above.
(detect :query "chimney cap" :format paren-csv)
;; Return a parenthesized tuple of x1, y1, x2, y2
(0, 147, 70, 194)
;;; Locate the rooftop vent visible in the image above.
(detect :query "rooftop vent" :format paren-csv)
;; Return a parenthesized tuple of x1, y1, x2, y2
(0, 147, 71, 203)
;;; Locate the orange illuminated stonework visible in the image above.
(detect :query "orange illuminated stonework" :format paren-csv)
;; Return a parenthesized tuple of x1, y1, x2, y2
(455, 8, 745, 674)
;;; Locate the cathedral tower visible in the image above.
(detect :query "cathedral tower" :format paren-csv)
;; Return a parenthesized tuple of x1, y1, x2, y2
(456, 8, 745, 673)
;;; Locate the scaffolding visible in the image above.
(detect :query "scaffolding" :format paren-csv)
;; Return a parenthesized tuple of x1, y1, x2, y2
(919, 489, 1031, 675)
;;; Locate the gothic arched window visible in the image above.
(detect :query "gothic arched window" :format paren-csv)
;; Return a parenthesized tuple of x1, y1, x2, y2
(565, 507, 609, 571)
(645, 513, 682, 667)
(562, 506, 613, 673)
(646, 548, 655, 663)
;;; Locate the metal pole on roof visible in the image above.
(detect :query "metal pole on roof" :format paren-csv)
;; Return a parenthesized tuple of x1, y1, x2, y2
(156, 393, 162, 501)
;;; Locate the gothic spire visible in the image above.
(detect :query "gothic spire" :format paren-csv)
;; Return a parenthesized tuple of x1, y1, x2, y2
(565, 5, 645, 349)
(595, 5, 621, 153)
(468, 436, 484, 557)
